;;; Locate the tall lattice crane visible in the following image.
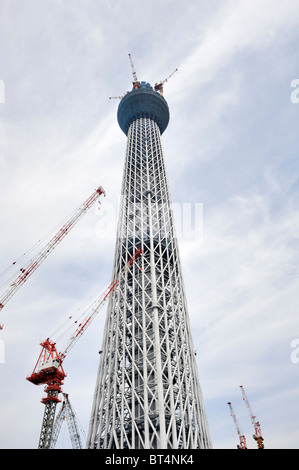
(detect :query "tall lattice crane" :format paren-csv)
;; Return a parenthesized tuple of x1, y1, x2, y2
(27, 247, 143, 449)
(227, 402, 247, 449)
(51, 393, 83, 449)
(0, 186, 106, 327)
(240, 385, 264, 449)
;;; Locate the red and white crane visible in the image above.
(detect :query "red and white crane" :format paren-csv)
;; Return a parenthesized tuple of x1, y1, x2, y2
(26, 247, 143, 449)
(109, 54, 177, 100)
(0, 186, 106, 327)
(227, 401, 247, 449)
(154, 68, 178, 96)
(240, 385, 264, 449)
(128, 53, 140, 90)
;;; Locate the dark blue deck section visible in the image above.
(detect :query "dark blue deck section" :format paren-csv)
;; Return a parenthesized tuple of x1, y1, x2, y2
(117, 82, 170, 135)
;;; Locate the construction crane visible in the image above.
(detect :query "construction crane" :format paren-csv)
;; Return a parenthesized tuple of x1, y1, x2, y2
(109, 95, 125, 100)
(227, 402, 247, 449)
(0, 186, 106, 326)
(51, 393, 83, 449)
(108, 54, 177, 101)
(128, 53, 140, 90)
(154, 68, 178, 96)
(240, 385, 264, 449)
(108, 92, 130, 101)
(26, 247, 143, 449)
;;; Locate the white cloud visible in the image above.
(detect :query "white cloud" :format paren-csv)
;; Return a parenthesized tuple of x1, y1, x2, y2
(178, 166, 299, 447)
(174, 0, 299, 96)
(0, 0, 299, 449)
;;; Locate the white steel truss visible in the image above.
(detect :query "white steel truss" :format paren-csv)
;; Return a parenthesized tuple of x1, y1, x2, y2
(87, 117, 211, 449)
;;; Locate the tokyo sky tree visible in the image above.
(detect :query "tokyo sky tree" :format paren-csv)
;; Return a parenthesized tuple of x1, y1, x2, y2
(86, 73, 211, 449)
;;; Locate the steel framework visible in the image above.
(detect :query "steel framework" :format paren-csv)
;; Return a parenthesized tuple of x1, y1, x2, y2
(86, 82, 211, 449)
(51, 393, 83, 449)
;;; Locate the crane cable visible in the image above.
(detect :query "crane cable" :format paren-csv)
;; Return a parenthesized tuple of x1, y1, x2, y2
(49, 280, 112, 346)
(0, 197, 101, 292)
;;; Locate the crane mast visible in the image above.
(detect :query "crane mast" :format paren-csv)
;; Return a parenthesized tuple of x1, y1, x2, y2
(0, 186, 106, 322)
(128, 53, 140, 89)
(240, 385, 264, 449)
(27, 247, 143, 448)
(50, 393, 68, 448)
(227, 402, 247, 449)
(51, 393, 82, 449)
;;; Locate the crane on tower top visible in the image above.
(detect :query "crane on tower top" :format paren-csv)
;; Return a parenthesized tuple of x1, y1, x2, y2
(227, 402, 247, 449)
(0, 186, 105, 328)
(240, 385, 264, 449)
(154, 68, 178, 96)
(26, 247, 143, 448)
(128, 53, 140, 90)
(108, 53, 177, 100)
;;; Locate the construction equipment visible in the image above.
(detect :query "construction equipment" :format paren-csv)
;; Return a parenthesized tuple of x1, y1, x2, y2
(227, 402, 247, 449)
(154, 68, 178, 96)
(109, 54, 177, 101)
(240, 385, 264, 449)
(51, 393, 83, 449)
(109, 94, 126, 100)
(0, 187, 106, 325)
(27, 247, 143, 448)
(128, 53, 140, 90)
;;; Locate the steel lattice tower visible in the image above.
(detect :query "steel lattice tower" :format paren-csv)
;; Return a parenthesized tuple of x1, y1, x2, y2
(86, 81, 211, 449)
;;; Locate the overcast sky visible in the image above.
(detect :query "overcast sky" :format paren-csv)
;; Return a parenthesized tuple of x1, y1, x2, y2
(0, 0, 299, 449)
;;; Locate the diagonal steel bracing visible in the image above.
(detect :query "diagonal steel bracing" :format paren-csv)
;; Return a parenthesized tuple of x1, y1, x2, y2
(87, 110, 211, 449)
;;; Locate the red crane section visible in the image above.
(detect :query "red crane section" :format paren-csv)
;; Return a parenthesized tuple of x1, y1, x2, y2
(59, 247, 143, 361)
(227, 402, 247, 449)
(154, 68, 178, 96)
(0, 186, 106, 323)
(128, 53, 140, 90)
(240, 385, 264, 449)
(27, 338, 66, 387)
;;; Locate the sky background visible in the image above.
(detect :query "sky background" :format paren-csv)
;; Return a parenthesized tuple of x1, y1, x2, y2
(0, 0, 299, 449)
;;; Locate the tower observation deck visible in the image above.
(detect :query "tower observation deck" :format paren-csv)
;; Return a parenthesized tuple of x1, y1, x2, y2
(86, 81, 211, 449)
(117, 81, 169, 135)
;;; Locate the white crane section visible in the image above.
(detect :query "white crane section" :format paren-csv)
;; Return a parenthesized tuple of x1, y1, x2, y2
(0, 186, 105, 323)
(51, 393, 83, 449)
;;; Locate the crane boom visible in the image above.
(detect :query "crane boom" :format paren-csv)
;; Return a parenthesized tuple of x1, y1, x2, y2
(60, 247, 143, 360)
(128, 53, 140, 89)
(26, 247, 143, 448)
(240, 385, 264, 449)
(0, 186, 105, 318)
(227, 402, 247, 449)
(154, 68, 178, 95)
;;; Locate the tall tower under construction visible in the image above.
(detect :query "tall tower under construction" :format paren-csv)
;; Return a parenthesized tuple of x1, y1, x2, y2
(86, 72, 211, 449)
